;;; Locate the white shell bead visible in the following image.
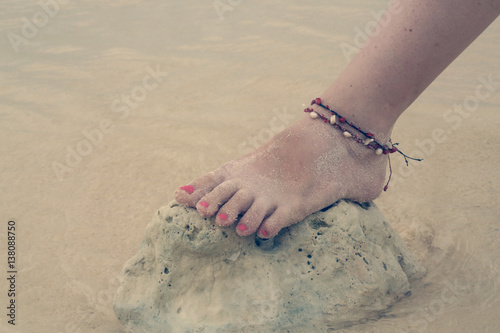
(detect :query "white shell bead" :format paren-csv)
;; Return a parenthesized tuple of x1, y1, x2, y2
(330, 115, 336, 124)
(375, 148, 383, 155)
(364, 138, 374, 146)
(343, 131, 352, 138)
(310, 111, 319, 119)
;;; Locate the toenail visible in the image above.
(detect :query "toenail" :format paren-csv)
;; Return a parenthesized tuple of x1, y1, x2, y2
(199, 201, 209, 208)
(237, 224, 247, 231)
(218, 213, 228, 220)
(261, 230, 268, 237)
(180, 185, 195, 194)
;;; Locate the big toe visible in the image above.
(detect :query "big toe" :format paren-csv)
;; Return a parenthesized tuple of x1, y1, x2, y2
(175, 171, 224, 207)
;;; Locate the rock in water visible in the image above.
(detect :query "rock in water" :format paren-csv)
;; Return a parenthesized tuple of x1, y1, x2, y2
(114, 200, 425, 332)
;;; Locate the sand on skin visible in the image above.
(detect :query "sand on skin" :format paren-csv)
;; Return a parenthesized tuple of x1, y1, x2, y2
(0, 0, 499, 332)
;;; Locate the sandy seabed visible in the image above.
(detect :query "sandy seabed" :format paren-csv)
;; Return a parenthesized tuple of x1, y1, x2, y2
(0, 0, 499, 332)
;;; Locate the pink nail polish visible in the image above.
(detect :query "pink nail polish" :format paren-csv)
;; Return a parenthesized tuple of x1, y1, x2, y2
(261, 230, 268, 237)
(199, 201, 209, 208)
(180, 185, 195, 194)
(218, 213, 228, 220)
(237, 224, 247, 231)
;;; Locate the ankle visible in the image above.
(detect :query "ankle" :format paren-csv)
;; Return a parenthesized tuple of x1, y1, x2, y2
(306, 98, 399, 157)
(317, 95, 397, 143)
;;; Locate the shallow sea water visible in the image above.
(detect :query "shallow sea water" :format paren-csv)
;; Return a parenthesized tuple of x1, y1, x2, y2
(0, 0, 499, 332)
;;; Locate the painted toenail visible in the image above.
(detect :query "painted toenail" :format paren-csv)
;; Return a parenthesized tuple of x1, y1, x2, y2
(218, 213, 228, 220)
(199, 201, 209, 208)
(237, 224, 247, 231)
(180, 185, 195, 194)
(261, 230, 268, 237)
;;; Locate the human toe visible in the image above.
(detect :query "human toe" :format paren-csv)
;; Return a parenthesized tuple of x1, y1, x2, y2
(235, 201, 276, 237)
(196, 181, 239, 217)
(257, 208, 302, 238)
(175, 171, 224, 206)
(215, 190, 254, 227)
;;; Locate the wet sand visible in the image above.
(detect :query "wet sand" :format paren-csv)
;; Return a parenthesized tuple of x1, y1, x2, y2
(0, 0, 499, 332)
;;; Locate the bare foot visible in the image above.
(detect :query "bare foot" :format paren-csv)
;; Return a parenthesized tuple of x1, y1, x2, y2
(175, 111, 389, 238)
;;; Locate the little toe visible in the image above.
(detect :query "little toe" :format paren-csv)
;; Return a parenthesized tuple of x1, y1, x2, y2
(216, 190, 254, 227)
(236, 201, 276, 237)
(196, 181, 239, 217)
(175, 171, 224, 206)
(257, 208, 302, 238)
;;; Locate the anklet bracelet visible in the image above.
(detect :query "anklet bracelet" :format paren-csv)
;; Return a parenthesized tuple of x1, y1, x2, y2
(304, 98, 422, 190)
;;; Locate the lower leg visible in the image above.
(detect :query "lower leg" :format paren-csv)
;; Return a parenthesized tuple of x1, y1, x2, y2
(321, 0, 500, 139)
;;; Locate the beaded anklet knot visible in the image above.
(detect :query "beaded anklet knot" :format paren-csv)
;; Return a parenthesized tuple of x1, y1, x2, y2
(305, 97, 422, 191)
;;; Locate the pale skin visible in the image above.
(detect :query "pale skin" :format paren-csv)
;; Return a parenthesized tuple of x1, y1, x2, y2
(175, 0, 500, 238)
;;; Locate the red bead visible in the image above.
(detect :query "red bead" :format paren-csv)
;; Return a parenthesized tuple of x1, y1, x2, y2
(366, 133, 374, 138)
(390, 147, 398, 153)
(325, 105, 330, 109)
(339, 117, 346, 123)
(383, 150, 389, 155)
(315, 98, 322, 105)
(311, 100, 316, 105)
(383, 185, 388, 191)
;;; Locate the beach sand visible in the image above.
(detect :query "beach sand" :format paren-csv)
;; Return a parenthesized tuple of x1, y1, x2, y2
(0, 0, 499, 332)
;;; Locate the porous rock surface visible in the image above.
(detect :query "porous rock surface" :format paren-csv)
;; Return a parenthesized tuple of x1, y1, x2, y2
(114, 200, 425, 332)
